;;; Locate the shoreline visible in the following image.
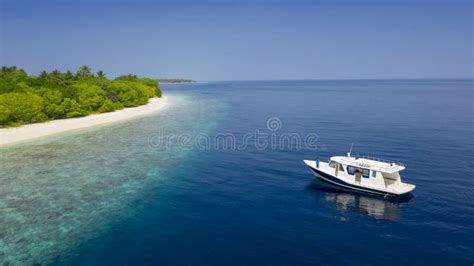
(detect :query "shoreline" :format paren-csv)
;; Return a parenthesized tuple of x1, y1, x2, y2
(0, 96, 169, 147)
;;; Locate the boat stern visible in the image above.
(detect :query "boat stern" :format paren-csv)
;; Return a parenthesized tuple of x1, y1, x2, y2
(396, 183, 416, 195)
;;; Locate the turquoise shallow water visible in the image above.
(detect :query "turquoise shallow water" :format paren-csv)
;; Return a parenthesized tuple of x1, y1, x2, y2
(0, 93, 225, 264)
(1, 80, 473, 265)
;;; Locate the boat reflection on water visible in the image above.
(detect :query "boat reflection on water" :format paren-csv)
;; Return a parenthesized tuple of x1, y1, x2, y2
(307, 179, 413, 221)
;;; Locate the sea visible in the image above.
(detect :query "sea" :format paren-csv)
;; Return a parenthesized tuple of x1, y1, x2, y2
(0, 80, 473, 265)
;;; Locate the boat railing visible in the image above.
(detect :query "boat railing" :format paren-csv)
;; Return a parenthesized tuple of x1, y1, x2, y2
(352, 154, 405, 167)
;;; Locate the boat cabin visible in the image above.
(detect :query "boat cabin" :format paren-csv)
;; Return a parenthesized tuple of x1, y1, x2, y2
(327, 155, 405, 190)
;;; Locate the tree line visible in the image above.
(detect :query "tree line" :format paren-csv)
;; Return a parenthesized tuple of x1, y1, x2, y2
(157, 79, 195, 83)
(0, 66, 162, 127)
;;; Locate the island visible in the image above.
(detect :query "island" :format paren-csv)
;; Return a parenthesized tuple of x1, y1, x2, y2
(0, 66, 168, 146)
(157, 78, 195, 83)
(0, 66, 162, 127)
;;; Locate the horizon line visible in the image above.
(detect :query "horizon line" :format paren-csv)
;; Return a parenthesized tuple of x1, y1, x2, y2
(188, 77, 474, 82)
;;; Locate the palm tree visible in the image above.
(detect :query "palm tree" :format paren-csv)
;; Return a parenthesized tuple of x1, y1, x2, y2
(76, 65, 92, 79)
(51, 70, 61, 77)
(96, 70, 106, 78)
(65, 70, 74, 80)
(39, 70, 48, 78)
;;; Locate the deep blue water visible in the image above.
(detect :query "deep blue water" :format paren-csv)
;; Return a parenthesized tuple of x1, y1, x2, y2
(1, 80, 473, 265)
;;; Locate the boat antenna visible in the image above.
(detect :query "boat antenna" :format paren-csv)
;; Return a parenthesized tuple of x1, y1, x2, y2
(348, 143, 354, 157)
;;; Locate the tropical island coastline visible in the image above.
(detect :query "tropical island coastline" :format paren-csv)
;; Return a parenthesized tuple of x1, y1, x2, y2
(0, 96, 168, 147)
(0, 66, 170, 147)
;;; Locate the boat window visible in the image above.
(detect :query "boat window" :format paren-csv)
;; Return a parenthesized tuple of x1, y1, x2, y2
(347, 166, 355, 175)
(329, 160, 335, 168)
(362, 169, 370, 178)
(347, 166, 369, 177)
(372, 170, 377, 177)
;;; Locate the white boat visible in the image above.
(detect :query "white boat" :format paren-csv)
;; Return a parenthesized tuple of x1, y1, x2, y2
(304, 152, 415, 197)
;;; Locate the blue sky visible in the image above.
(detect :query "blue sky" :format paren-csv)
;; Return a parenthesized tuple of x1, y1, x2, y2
(1, 0, 472, 80)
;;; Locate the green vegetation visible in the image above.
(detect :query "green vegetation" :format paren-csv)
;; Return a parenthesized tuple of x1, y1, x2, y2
(157, 79, 195, 83)
(0, 66, 162, 127)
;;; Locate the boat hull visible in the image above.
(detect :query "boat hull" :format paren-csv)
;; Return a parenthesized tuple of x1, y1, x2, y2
(306, 164, 403, 197)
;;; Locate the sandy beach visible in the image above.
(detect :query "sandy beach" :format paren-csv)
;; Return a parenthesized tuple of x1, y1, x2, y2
(0, 96, 169, 147)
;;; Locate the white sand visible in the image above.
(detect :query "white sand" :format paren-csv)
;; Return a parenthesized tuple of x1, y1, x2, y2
(0, 96, 169, 147)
